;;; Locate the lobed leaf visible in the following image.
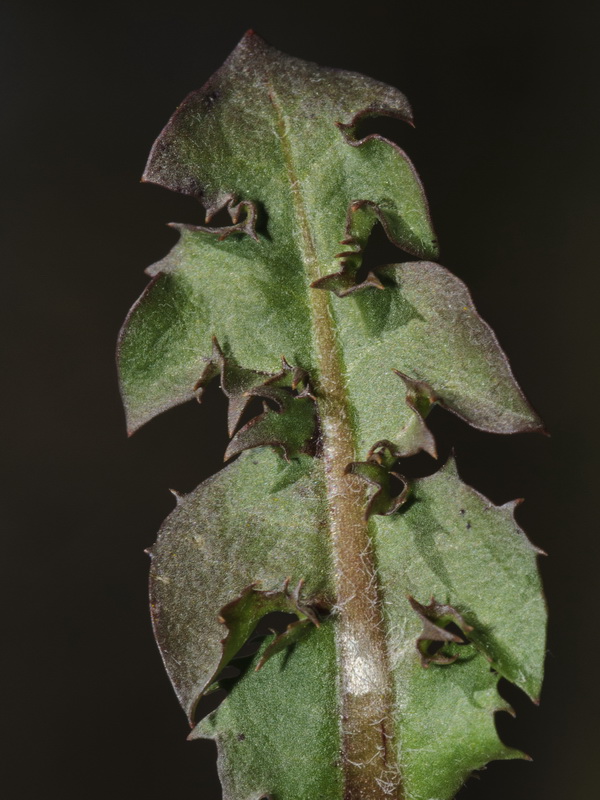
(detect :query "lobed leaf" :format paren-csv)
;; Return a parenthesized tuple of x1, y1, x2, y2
(120, 31, 547, 800)
(118, 227, 314, 434)
(148, 448, 332, 721)
(183, 457, 544, 800)
(119, 246, 540, 453)
(335, 261, 542, 457)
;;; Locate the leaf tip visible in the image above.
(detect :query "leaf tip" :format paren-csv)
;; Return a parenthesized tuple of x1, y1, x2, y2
(392, 370, 438, 457)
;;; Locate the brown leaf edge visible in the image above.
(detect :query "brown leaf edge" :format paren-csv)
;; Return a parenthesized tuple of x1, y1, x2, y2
(117, 203, 261, 438)
(408, 595, 474, 667)
(392, 371, 438, 458)
(310, 99, 439, 297)
(320, 263, 545, 442)
(346, 441, 411, 518)
(142, 30, 436, 295)
(408, 592, 536, 750)
(170, 195, 260, 242)
(193, 337, 273, 435)
(311, 199, 435, 297)
(192, 337, 317, 461)
(254, 617, 315, 672)
(192, 579, 327, 723)
(224, 386, 317, 463)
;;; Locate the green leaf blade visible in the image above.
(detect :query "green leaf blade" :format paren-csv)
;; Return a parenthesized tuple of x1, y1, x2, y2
(335, 261, 542, 457)
(143, 31, 436, 278)
(149, 448, 332, 720)
(396, 654, 523, 800)
(193, 622, 343, 800)
(370, 459, 545, 798)
(375, 458, 546, 699)
(118, 226, 314, 433)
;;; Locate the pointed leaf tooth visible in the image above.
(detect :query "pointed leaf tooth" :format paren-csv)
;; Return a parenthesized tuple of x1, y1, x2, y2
(168, 488, 186, 507)
(365, 439, 402, 468)
(335, 260, 543, 456)
(408, 595, 474, 667)
(142, 31, 430, 264)
(379, 458, 546, 701)
(393, 370, 439, 413)
(176, 197, 259, 241)
(312, 200, 409, 295)
(199, 578, 324, 719)
(500, 497, 525, 513)
(192, 337, 223, 401)
(498, 701, 517, 718)
(364, 272, 385, 290)
(325, 271, 386, 297)
(408, 594, 473, 637)
(209, 583, 304, 698)
(204, 192, 236, 223)
(393, 370, 439, 457)
(159, 539, 326, 719)
(346, 458, 410, 519)
(225, 392, 317, 463)
(188, 621, 343, 800)
(117, 223, 312, 435)
(255, 618, 313, 671)
(334, 173, 437, 264)
(335, 86, 414, 129)
(244, 383, 288, 410)
(197, 339, 279, 437)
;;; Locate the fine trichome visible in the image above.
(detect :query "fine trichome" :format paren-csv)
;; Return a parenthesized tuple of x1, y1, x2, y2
(118, 31, 546, 800)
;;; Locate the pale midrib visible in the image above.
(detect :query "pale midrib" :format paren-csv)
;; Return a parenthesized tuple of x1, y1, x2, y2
(268, 84, 403, 800)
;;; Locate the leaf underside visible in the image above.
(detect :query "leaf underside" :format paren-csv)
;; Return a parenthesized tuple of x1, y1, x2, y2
(119, 31, 546, 800)
(153, 451, 543, 800)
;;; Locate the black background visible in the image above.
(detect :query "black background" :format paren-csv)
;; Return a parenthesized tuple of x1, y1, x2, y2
(4, 1, 599, 798)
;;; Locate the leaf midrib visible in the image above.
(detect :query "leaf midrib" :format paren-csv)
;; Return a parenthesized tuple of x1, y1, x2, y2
(266, 77, 404, 800)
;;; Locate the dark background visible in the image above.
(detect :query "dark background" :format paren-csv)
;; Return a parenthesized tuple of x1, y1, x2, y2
(4, 1, 598, 797)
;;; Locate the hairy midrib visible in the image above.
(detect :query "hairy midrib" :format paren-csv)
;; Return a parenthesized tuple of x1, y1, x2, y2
(267, 82, 403, 800)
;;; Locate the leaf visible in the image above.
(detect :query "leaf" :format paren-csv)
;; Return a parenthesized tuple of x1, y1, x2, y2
(338, 261, 543, 456)
(117, 227, 315, 435)
(189, 459, 544, 800)
(148, 448, 332, 722)
(119, 31, 546, 800)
